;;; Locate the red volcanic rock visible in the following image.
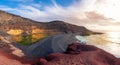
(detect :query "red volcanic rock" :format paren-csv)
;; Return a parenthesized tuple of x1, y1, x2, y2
(115, 58, 120, 65)
(65, 43, 81, 54)
(38, 43, 120, 65)
(0, 47, 37, 65)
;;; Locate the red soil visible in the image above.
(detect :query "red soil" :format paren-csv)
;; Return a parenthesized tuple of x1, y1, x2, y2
(0, 48, 36, 65)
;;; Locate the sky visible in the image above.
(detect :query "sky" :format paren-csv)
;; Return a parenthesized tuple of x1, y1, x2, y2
(0, 0, 120, 32)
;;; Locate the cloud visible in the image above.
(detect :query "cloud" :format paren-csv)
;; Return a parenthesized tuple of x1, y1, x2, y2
(31, 3, 41, 9)
(0, 5, 14, 11)
(82, 0, 120, 22)
(0, 0, 120, 32)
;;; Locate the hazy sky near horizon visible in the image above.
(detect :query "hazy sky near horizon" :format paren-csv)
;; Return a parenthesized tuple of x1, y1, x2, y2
(0, 0, 120, 32)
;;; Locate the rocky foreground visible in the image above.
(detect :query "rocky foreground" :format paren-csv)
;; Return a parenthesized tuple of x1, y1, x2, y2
(0, 48, 30, 65)
(36, 43, 120, 65)
(0, 34, 120, 65)
(0, 42, 120, 65)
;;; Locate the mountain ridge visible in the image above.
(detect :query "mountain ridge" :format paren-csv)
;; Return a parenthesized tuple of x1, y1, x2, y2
(0, 10, 96, 35)
(0, 10, 102, 45)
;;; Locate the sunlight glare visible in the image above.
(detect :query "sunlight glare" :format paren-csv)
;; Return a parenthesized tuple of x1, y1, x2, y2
(106, 32, 120, 43)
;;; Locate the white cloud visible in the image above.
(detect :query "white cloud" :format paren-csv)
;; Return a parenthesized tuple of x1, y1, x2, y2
(15, 5, 48, 21)
(0, 5, 15, 11)
(31, 3, 41, 9)
(0, 0, 120, 32)
(81, 0, 120, 22)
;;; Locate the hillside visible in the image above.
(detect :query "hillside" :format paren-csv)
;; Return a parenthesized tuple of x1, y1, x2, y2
(0, 10, 93, 35)
(0, 10, 98, 45)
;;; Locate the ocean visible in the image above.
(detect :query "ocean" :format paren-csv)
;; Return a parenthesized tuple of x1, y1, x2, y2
(76, 32, 120, 58)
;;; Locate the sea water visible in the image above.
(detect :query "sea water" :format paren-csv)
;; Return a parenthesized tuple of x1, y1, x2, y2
(75, 32, 120, 58)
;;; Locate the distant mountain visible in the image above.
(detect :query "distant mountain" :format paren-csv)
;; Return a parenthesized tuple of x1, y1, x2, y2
(0, 10, 97, 35)
(45, 20, 95, 35)
(0, 10, 101, 45)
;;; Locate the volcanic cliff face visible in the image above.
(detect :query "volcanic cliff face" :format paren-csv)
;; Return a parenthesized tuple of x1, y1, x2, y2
(0, 10, 96, 45)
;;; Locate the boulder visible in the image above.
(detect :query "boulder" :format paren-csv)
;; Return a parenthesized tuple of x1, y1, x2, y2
(38, 43, 120, 65)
